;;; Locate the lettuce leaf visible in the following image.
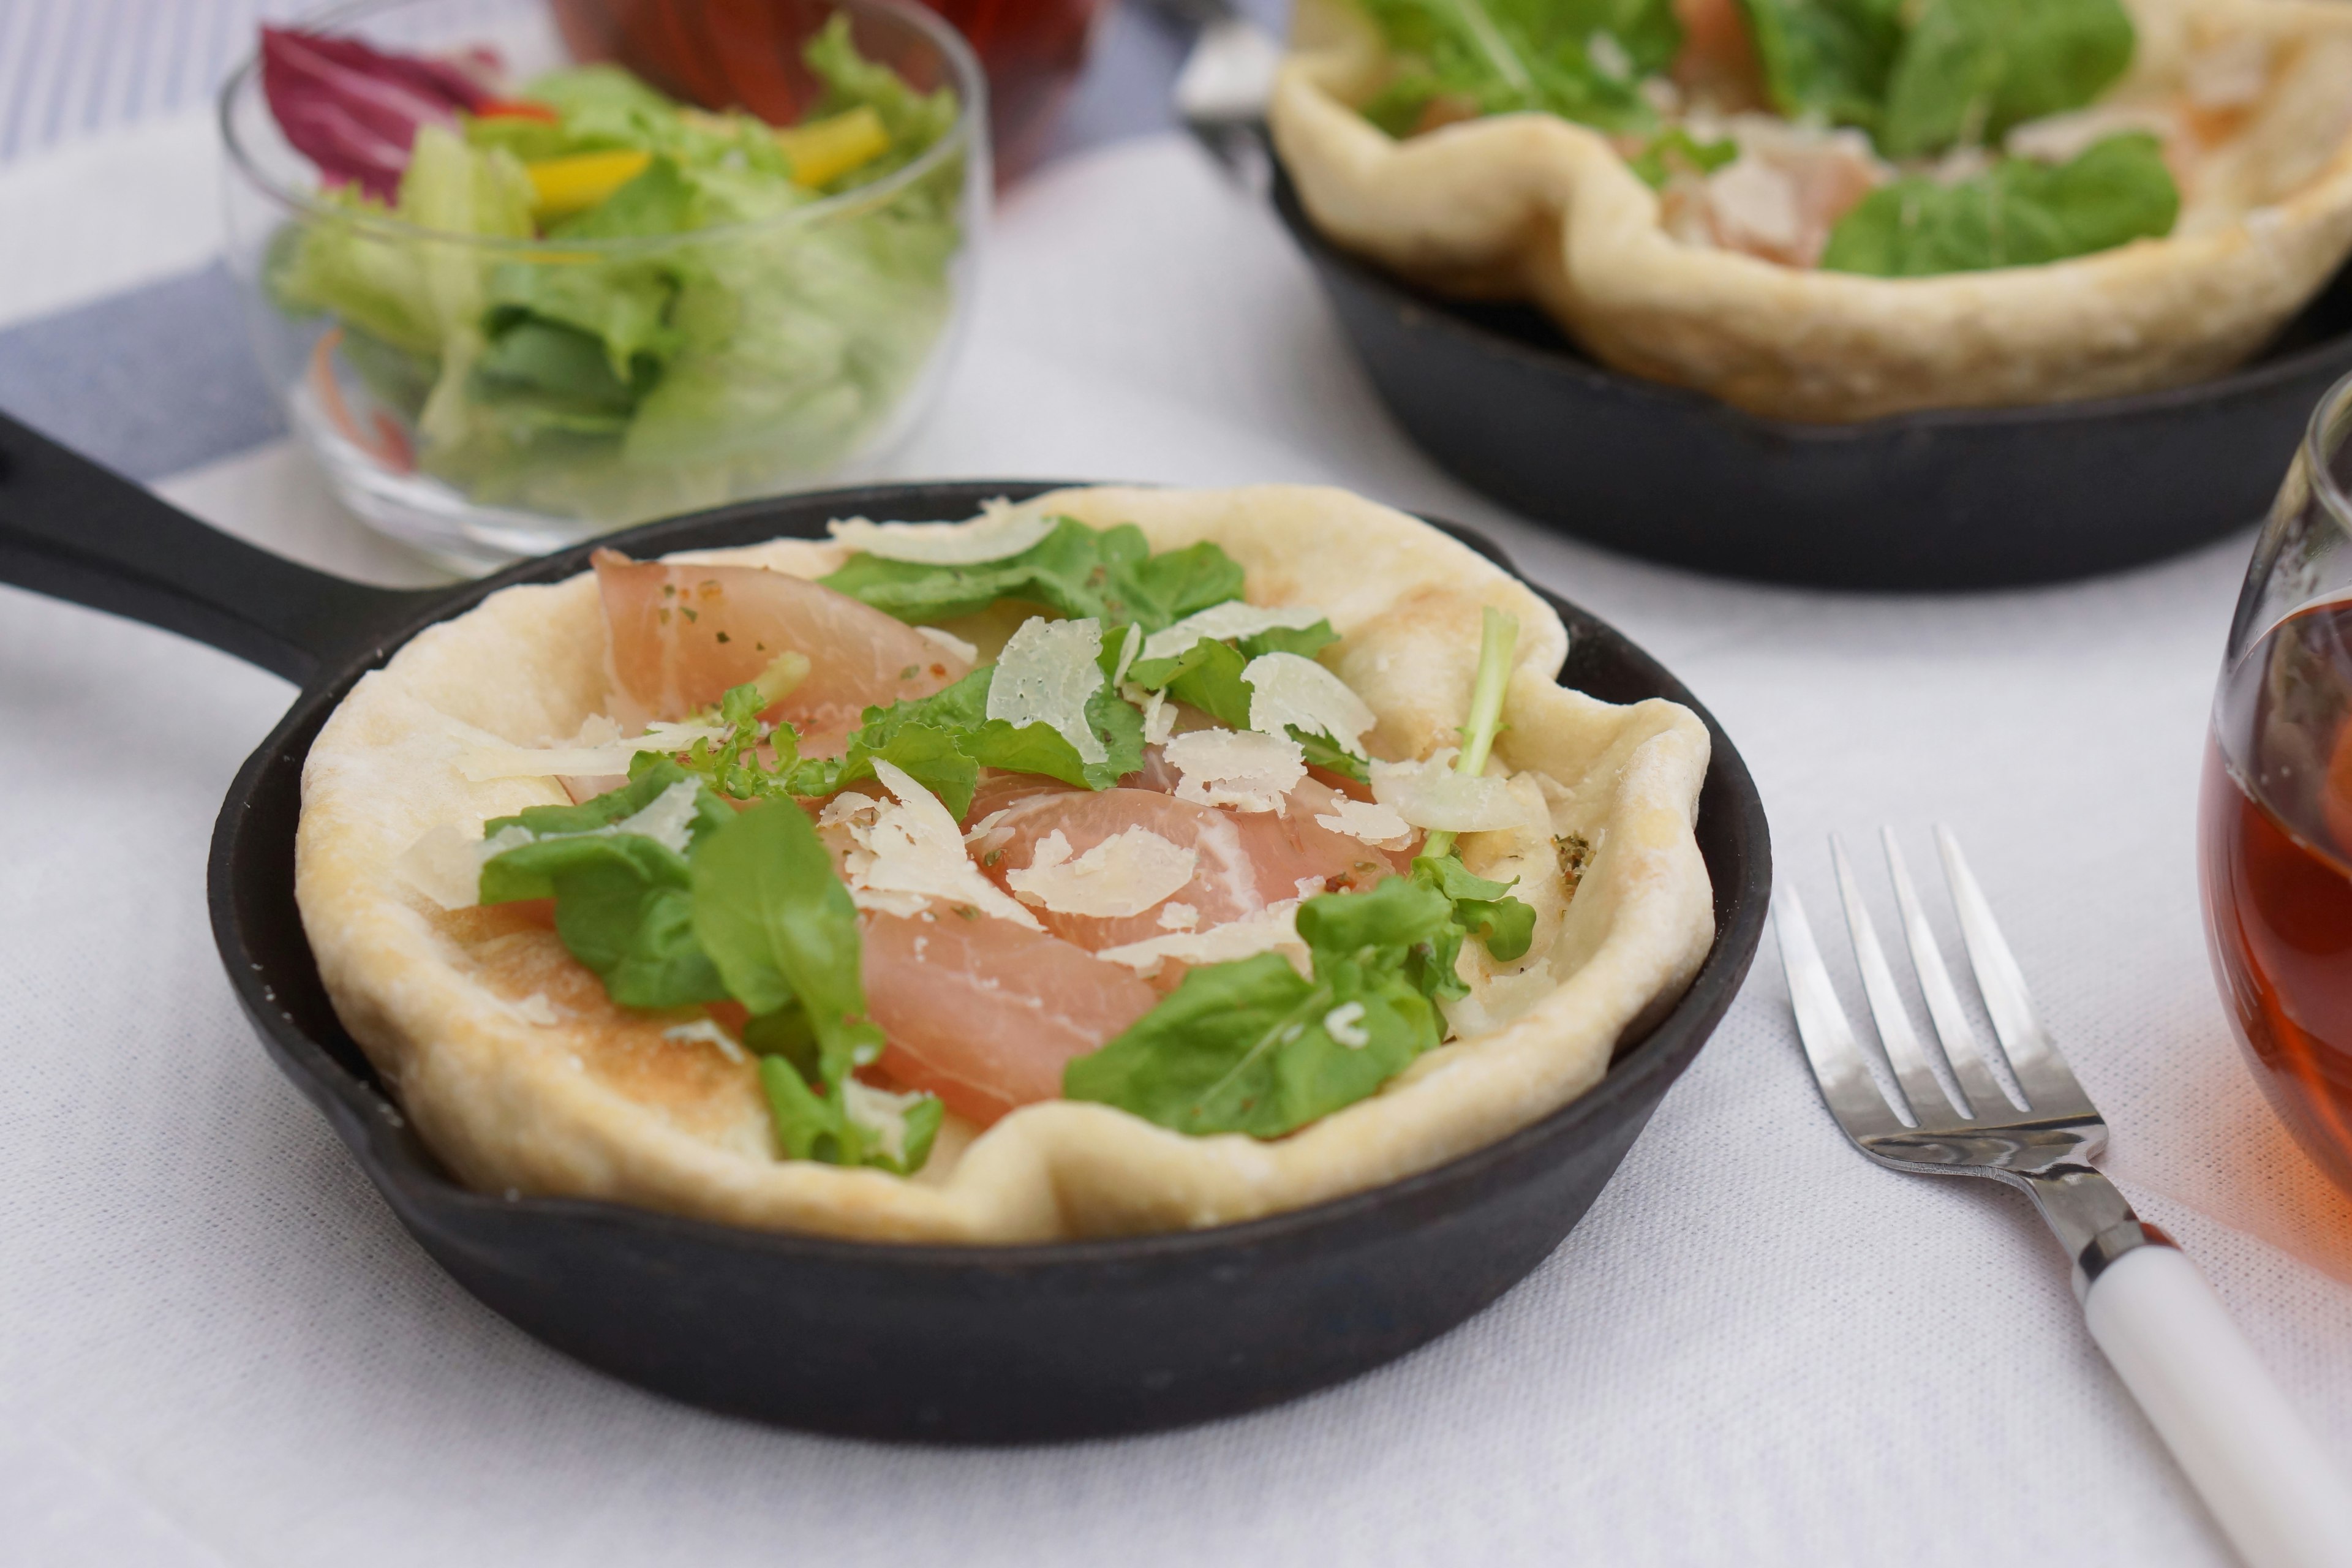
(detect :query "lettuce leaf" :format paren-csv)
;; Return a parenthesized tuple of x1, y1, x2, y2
(271, 28, 962, 527)
(1354, 0, 1681, 137)
(1821, 132, 2176, 276)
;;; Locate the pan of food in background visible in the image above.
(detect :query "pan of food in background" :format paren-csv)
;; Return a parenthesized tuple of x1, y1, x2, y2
(221, 0, 989, 568)
(1264, 0, 2352, 589)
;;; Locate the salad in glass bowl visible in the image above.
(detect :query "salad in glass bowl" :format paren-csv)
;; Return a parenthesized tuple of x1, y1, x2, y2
(220, 0, 987, 565)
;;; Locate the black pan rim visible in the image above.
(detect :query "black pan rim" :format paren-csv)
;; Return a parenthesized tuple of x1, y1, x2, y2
(1269, 163, 2352, 442)
(212, 477, 1771, 1273)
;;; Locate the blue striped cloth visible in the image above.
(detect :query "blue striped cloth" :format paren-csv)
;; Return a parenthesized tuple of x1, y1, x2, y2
(0, 0, 309, 164)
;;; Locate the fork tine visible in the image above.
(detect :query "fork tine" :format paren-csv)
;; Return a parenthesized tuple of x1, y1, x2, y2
(1773, 886, 1910, 1138)
(1880, 827, 2022, 1117)
(1830, 835, 1967, 1122)
(1934, 826, 2097, 1116)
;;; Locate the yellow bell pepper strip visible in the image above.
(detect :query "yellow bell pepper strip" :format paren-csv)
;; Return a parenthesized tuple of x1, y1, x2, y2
(524, 149, 654, 221)
(774, 106, 890, 188)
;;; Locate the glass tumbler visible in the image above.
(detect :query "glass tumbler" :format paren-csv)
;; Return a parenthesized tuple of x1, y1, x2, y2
(2200, 368, 2352, 1198)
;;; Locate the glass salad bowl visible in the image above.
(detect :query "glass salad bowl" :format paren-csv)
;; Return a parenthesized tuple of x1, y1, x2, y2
(219, 0, 989, 568)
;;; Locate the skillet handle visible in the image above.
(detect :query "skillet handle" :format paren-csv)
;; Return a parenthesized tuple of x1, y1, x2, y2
(0, 410, 435, 684)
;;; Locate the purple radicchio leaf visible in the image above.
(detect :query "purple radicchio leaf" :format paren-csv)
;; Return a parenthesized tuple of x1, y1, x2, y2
(259, 27, 499, 202)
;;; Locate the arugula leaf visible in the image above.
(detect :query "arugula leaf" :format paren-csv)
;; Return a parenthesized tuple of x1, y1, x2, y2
(820, 517, 1244, 632)
(1063, 867, 1540, 1137)
(1878, 0, 2135, 159)
(691, 802, 876, 1060)
(1736, 0, 1903, 132)
(1290, 727, 1372, 785)
(809, 657, 1147, 807)
(692, 801, 943, 1170)
(1820, 132, 2176, 276)
(1063, 949, 1439, 1138)
(759, 1058, 943, 1172)
(1405, 853, 1536, 1001)
(1627, 127, 1740, 189)
(1355, 0, 1682, 138)
(1125, 636, 1254, 728)
(1123, 618, 1344, 736)
(476, 767, 735, 1011)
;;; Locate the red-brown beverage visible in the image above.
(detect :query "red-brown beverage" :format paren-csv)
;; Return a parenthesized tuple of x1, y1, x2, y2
(2200, 597, 2352, 1195)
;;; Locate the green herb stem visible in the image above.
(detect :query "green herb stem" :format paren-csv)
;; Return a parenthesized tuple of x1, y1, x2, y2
(1422, 605, 1518, 862)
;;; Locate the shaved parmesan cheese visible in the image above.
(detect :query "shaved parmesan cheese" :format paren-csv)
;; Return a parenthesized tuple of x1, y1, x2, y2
(1158, 902, 1199, 931)
(916, 625, 980, 664)
(511, 992, 564, 1027)
(1370, 754, 1546, 833)
(1006, 827, 1198, 918)
(1324, 1001, 1370, 1049)
(988, 617, 1107, 764)
(396, 821, 531, 910)
(1110, 622, 1142, 687)
(835, 761, 1041, 929)
(663, 1018, 745, 1061)
(1243, 652, 1375, 754)
(1165, 728, 1306, 812)
(1316, 797, 1414, 850)
(1097, 898, 1310, 978)
(1126, 684, 1176, 745)
(826, 499, 1057, 565)
(842, 1079, 932, 1165)
(1139, 600, 1329, 662)
(456, 717, 727, 782)
(610, 780, 704, 856)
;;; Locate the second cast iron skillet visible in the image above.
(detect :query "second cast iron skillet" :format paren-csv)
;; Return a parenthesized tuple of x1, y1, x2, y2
(0, 412, 1769, 1442)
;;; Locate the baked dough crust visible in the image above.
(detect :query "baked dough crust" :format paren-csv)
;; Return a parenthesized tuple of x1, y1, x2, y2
(1270, 0, 2352, 421)
(295, 486, 1715, 1243)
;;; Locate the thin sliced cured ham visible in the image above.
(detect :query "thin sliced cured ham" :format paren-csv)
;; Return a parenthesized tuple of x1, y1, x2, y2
(594, 549, 968, 754)
(861, 911, 1159, 1126)
(972, 778, 1408, 952)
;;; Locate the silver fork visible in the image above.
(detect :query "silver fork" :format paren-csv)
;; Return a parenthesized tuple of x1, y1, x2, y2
(1140, 0, 1281, 190)
(1776, 827, 2350, 1568)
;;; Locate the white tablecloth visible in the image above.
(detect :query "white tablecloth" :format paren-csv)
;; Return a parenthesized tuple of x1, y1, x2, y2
(2, 112, 2348, 1568)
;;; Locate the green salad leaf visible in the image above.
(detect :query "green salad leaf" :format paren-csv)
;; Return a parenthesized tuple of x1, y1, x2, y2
(270, 24, 963, 527)
(1821, 131, 2177, 276)
(1355, 0, 1682, 137)
(821, 517, 1246, 632)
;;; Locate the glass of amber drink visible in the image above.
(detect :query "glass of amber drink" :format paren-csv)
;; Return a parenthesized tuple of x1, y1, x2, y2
(2201, 370, 2352, 1197)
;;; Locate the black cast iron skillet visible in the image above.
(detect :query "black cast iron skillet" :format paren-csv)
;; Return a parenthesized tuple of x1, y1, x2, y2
(0, 410, 1768, 1442)
(1272, 165, 2352, 592)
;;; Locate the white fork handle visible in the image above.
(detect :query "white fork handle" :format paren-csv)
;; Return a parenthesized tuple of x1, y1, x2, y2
(2083, 1244, 2352, 1568)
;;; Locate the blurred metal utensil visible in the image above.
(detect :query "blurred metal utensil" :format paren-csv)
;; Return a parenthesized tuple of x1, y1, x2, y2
(1140, 0, 1281, 188)
(1776, 826, 2351, 1568)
